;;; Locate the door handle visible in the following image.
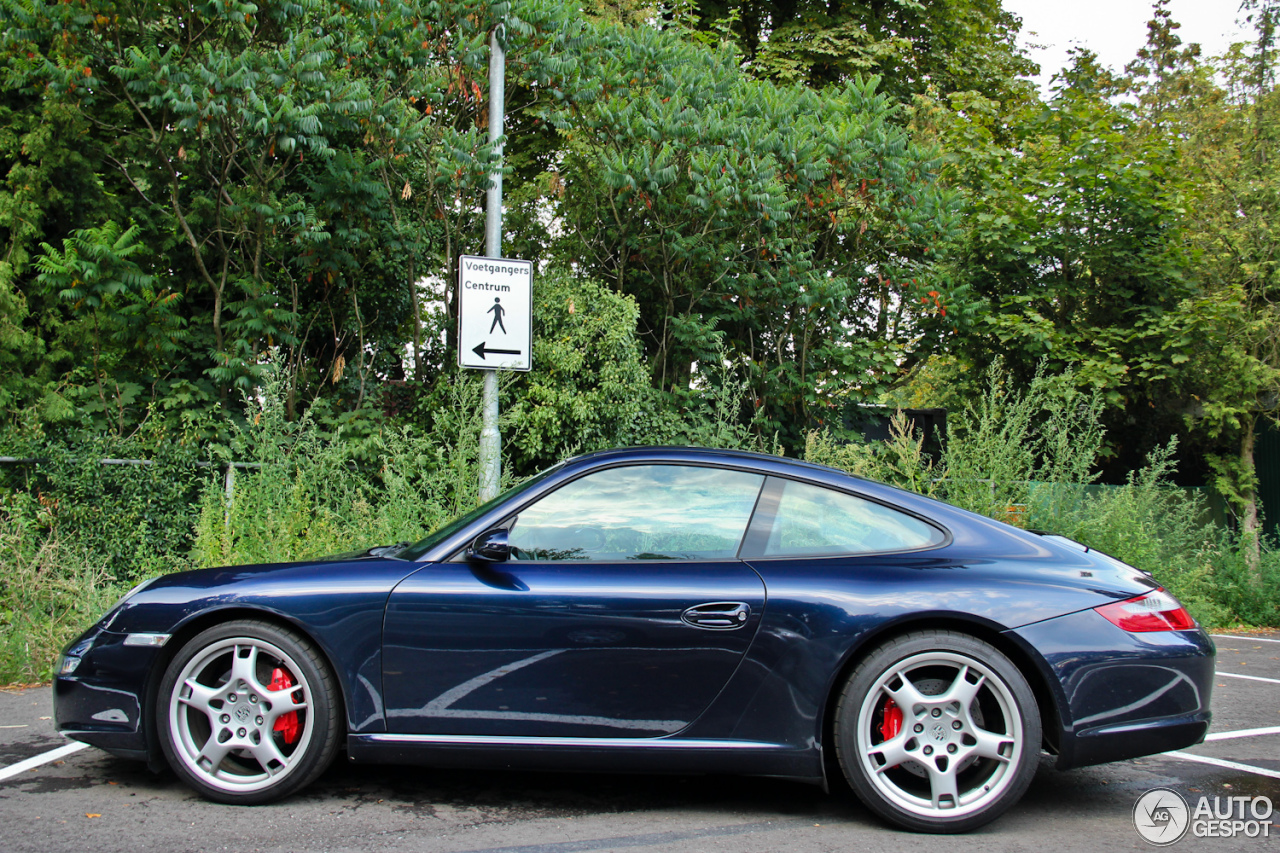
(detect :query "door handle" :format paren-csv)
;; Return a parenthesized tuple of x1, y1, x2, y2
(681, 602, 751, 630)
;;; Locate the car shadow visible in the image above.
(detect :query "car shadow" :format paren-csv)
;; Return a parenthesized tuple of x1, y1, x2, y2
(305, 759, 864, 825)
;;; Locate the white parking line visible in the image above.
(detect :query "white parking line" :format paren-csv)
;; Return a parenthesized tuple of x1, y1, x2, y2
(1205, 726, 1280, 741)
(0, 741, 88, 782)
(1217, 671, 1280, 685)
(1212, 634, 1280, 644)
(1166, 751, 1280, 780)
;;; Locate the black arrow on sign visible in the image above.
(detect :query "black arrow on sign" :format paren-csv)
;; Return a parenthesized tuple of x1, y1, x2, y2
(472, 342, 522, 360)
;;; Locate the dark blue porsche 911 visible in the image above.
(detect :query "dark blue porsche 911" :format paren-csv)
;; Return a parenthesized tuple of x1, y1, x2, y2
(53, 447, 1214, 833)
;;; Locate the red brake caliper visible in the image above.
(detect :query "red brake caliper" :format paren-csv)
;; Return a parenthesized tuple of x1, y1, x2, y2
(268, 667, 301, 744)
(878, 697, 903, 768)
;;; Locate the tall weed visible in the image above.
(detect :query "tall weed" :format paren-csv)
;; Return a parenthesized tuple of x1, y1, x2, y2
(1037, 441, 1229, 625)
(0, 509, 127, 681)
(805, 365, 1279, 627)
(942, 363, 1104, 519)
(1205, 543, 1280, 627)
(805, 363, 1105, 518)
(804, 412, 941, 497)
(192, 366, 490, 567)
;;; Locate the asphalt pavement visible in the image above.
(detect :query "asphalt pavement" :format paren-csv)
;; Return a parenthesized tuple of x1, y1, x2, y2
(0, 631, 1276, 853)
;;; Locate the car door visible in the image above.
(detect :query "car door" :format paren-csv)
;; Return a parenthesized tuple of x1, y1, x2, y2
(381, 463, 768, 738)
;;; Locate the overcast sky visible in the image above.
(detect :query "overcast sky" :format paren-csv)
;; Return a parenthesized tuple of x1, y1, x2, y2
(1003, 0, 1252, 92)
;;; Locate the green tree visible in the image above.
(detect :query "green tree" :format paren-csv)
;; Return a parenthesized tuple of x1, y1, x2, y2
(0, 34, 126, 428)
(1163, 0, 1280, 557)
(918, 45, 1201, 476)
(0, 0, 577, 433)
(547, 20, 967, 446)
(685, 0, 1036, 104)
(34, 221, 183, 434)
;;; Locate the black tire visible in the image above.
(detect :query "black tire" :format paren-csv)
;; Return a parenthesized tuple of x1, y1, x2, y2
(833, 630, 1041, 833)
(157, 619, 341, 804)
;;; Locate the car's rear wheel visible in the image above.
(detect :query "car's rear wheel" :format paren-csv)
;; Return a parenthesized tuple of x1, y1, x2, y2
(834, 630, 1041, 833)
(158, 619, 340, 804)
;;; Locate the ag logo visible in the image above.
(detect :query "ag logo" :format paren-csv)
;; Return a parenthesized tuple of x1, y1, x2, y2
(1134, 788, 1190, 845)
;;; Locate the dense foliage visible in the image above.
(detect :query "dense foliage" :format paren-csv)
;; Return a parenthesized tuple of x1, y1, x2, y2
(2, 1, 1274, 482)
(0, 0, 962, 446)
(0, 0, 577, 432)
(684, 0, 1036, 103)
(4, 1, 1280, 679)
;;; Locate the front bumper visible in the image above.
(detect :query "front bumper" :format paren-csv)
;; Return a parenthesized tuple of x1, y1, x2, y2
(53, 626, 166, 760)
(1012, 607, 1215, 770)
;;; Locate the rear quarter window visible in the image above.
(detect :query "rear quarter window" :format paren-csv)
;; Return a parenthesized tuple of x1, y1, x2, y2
(750, 477, 946, 558)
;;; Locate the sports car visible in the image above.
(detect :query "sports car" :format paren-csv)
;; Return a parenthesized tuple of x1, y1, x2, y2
(53, 446, 1214, 833)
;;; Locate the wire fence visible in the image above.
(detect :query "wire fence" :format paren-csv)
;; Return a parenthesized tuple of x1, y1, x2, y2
(0, 456, 262, 512)
(0, 455, 1232, 530)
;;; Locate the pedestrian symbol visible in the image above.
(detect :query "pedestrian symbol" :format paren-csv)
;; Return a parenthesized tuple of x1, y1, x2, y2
(488, 297, 507, 334)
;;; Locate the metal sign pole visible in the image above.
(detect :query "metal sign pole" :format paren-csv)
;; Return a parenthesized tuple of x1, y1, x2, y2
(479, 23, 505, 502)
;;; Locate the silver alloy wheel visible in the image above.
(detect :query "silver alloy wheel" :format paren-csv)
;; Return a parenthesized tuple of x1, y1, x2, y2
(167, 636, 313, 795)
(854, 650, 1024, 819)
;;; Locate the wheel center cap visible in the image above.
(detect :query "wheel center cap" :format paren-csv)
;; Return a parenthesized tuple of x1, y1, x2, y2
(931, 723, 947, 742)
(235, 705, 252, 722)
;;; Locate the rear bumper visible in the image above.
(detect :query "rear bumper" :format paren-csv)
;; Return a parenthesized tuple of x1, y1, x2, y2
(1067, 714, 1210, 768)
(1011, 608, 1214, 770)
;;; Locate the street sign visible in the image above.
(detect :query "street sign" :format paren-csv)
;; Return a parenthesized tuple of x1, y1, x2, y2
(457, 255, 532, 372)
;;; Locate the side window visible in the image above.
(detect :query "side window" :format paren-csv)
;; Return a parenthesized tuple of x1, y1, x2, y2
(507, 465, 765, 561)
(754, 478, 945, 557)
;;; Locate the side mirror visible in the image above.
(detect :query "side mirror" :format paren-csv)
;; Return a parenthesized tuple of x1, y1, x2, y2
(469, 528, 511, 563)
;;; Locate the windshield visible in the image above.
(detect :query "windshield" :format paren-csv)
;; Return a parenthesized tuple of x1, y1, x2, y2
(396, 462, 566, 561)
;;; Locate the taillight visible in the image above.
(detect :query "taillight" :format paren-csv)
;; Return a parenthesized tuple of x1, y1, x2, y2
(1095, 588, 1196, 632)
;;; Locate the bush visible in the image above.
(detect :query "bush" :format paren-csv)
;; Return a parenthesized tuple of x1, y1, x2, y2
(1206, 544, 1280, 628)
(192, 364, 489, 567)
(0, 427, 206, 680)
(0, 431, 204, 582)
(805, 367, 1280, 629)
(503, 269, 671, 474)
(0, 510, 128, 682)
(1035, 441, 1230, 625)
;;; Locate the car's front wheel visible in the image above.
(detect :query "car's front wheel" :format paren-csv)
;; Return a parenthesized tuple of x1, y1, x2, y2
(834, 630, 1041, 833)
(157, 619, 340, 804)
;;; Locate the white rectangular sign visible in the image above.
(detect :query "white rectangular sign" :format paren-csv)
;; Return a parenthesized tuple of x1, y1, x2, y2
(457, 255, 532, 371)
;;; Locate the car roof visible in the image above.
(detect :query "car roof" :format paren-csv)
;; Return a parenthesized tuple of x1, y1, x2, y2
(565, 445, 860, 480)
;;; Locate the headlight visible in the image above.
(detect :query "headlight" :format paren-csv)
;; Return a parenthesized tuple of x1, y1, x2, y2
(57, 637, 96, 676)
